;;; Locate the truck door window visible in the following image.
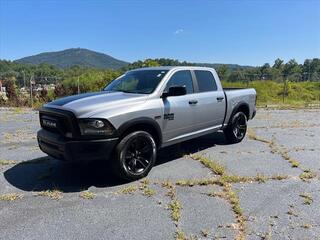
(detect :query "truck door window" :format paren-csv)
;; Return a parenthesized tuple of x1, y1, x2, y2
(165, 70, 194, 94)
(194, 70, 217, 92)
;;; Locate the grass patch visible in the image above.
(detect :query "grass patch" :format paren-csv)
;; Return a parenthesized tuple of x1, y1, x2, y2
(79, 191, 96, 200)
(220, 174, 265, 184)
(223, 184, 246, 240)
(301, 223, 312, 229)
(220, 175, 251, 184)
(254, 173, 267, 183)
(161, 180, 174, 189)
(247, 128, 271, 143)
(0, 193, 23, 201)
(209, 184, 245, 229)
(176, 174, 290, 187)
(190, 154, 225, 175)
(175, 229, 186, 240)
(119, 185, 137, 194)
(299, 193, 313, 205)
(139, 178, 155, 197)
(165, 186, 176, 199)
(282, 152, 300, 168)
(200, 229, 210, 238)
(13, 107, 24, 114)
(0, 159, 16, 166)
(37, 190, 62, 200)
(4, 133, 13, 141)
(288, 159, 300, 168)
(208, 191, 226, 198)
(142, 187, 155, 197)
(225, 185, 243, 216)
(287, 206, 299, 217)
(161, 180, 177, 199)
(176, 178, 222, 187)
(299, 170, 317, 182)
(168, 198, 182, 224)
(140, 178, 150, 185)
(269, 141, 302, 168)
(270, 174, 289, 181)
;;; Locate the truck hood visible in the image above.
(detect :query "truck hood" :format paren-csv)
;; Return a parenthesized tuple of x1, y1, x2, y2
(45, 91, 148, 118)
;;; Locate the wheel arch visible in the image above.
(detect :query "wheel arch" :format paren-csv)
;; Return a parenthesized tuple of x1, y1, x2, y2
(230, 102, 250, 123)
(116, 117, 162, 148)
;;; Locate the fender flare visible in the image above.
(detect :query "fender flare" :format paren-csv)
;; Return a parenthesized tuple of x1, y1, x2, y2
(228, 101, 250, 124)
(116, 117, 163, 146)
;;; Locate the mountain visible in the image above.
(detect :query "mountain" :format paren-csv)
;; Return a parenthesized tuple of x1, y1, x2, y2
(15, 48, 129, 69)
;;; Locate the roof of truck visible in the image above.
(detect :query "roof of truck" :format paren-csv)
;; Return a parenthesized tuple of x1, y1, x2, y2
(131, 66, 215, 71)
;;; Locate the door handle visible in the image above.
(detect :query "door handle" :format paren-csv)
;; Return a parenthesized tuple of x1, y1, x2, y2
(217, 97, 224, 102)
(189, 100, 198, 105)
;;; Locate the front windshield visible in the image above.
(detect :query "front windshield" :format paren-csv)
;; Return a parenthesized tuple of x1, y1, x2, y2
(104, 69, 169, 94)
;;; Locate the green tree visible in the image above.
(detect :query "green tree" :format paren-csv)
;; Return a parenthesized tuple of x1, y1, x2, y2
(259, 63, 271, 80)
(228, 70, 244, 82)
(283, 59, 302, 81)
(273, 58, 284, 69)
(142, 59, 160, 67)
(217, 65, 229, 81)
(3, 77, 18, 100)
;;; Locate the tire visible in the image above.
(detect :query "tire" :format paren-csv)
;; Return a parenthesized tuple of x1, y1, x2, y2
(223, 111, 247, 144)
(112, 131, 157, 181)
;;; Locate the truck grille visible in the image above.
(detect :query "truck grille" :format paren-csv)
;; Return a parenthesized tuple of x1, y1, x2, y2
(39, 108, 80, 139)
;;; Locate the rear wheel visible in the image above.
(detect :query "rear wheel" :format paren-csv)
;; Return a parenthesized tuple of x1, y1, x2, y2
(224, 112, 247, 143)
(112, 131, 157, 181)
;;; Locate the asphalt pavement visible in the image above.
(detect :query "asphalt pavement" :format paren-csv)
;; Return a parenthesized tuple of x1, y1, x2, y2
(0, 108, 319, 240)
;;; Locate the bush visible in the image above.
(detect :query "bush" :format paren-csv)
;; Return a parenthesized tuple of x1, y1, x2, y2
(222, 80, 320, 106)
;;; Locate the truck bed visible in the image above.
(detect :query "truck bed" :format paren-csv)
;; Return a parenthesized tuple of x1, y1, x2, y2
(223, 87, 256, 126)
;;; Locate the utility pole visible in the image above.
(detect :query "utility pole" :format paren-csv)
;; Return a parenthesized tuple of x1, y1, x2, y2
(308, 61, 311, 81)
(77, 76, 80, 94)
(30, 75, 34, 108)
(282, 76, 288, 104)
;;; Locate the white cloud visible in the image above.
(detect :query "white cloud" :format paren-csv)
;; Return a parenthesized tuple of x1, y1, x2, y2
(174, 29, 184, 35)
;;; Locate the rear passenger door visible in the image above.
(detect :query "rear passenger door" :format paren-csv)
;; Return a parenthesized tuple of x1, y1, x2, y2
(193, 70, 226, 130)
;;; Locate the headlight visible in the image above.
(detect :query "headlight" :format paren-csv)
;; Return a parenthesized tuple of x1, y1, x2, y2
(78, 119, 115, 136)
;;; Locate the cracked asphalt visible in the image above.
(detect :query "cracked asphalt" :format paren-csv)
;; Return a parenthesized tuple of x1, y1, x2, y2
(0, 107, 319, 240)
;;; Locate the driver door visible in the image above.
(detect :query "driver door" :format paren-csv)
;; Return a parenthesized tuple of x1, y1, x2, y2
(161, 70, 197, 143)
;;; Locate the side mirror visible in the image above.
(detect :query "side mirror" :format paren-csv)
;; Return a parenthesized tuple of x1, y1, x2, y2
(162, 86, 187, 98)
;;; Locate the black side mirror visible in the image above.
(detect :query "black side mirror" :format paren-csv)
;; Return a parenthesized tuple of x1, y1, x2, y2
(162, 86, 187, 98)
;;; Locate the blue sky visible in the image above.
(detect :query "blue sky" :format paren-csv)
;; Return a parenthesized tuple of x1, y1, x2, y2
(0, 0, 319, 66)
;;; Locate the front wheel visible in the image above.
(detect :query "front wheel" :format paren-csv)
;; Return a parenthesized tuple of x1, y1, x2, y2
(224, 112, 247, 144)
(112, 131, 157, 181)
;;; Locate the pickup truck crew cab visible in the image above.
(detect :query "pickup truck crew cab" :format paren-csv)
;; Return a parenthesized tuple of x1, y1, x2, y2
(38, 66, 256, 180)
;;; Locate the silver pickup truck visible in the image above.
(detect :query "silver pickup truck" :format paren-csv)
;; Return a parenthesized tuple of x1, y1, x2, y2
(37, 66, 256, 180)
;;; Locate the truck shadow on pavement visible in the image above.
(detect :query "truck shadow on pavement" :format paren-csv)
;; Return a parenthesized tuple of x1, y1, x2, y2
(4, 132, 227, 193)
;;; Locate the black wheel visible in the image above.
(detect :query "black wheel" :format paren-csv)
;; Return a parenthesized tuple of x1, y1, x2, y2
(224, 112, 247, 143)
(112, 131, 157, 181)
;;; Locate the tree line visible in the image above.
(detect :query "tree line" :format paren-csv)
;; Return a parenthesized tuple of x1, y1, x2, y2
(0, 57, 319, 106)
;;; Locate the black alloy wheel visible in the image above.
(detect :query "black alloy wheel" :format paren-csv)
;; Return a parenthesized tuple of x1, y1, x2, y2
(232, 112, 247, 140)
(224, 111, 247, 143)
(114, 131, 157, 180)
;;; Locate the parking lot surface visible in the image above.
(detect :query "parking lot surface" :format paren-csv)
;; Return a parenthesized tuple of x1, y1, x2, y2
(0, 108, 319, 240)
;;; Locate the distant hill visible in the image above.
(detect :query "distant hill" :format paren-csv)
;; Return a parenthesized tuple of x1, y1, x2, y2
(14, 48, 253, 71)
(15, 48, 129, 69)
